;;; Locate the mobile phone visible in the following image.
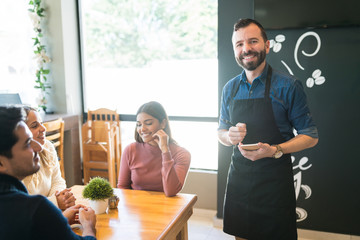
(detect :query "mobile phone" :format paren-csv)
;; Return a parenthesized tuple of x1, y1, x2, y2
(240, 143, 259, 151)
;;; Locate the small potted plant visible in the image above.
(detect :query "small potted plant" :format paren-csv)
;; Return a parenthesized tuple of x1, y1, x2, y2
(82, 177, 114, 214)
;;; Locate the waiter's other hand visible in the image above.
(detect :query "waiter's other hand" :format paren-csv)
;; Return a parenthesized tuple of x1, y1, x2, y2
(228, 123, 247, 145)
(238, 142, 274, 161)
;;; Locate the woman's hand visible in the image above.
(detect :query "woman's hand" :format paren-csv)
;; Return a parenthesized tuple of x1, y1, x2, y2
(152, 129, 170, 153)
(56, 188, 76, 210)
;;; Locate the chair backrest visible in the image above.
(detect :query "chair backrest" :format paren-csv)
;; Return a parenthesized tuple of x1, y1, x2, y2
(91, 121, 111, 143)
(82, 120, 117, 186)
(87, 108, 119, 123)
(87, 108, 122, 175)
(82, 121, 112, 143)
(43, 118, 65, 178)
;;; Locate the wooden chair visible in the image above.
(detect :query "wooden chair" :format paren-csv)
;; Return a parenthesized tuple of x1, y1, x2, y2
(43, 118, 65, 178)
(87, 108, 122, 178)
(82, 121, 117, 187)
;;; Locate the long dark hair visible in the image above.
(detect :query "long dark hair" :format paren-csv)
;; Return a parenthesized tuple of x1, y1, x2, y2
(134, 101, 175, 144)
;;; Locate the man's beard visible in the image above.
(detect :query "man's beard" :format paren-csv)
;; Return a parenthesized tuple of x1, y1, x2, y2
(235, 48, 266, 71)
(16, 155, 41, 180)
(16, 164, 40, 180)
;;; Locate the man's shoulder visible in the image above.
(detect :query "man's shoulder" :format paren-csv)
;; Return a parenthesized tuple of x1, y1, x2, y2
(272, 68, 297, 81)
(223, 73, 243, 92)
(228, 73, 243, 84)
(0, 191, 46, 239)
(272, 68, 301, 88)
(15, 191, 54, 210)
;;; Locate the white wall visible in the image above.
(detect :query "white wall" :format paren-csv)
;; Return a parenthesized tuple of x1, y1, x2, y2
(46, 0, 82, 115)
(45, 0, 83, 185)
(181, 170, 217, 210)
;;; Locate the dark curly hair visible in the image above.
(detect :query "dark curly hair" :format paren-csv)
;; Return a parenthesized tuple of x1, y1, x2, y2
(233, 18, 268, 42)
(0, 106, 26, 158)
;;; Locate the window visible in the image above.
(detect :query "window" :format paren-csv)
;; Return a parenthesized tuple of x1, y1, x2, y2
(79, 0, 218, 170)
(0, 1, 38, 106)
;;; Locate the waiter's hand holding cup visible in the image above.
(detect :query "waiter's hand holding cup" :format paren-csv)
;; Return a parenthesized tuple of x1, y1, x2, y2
(228, 123, 247, 145)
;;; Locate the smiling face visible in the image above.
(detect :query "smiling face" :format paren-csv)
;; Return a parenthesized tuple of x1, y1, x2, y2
(26, 110, 46, 146)
(136, 112, 165, 146)
(232, 23, 270, 72)
(0, 122, 42, 180)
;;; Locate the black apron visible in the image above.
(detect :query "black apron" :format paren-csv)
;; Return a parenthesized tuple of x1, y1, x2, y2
(223, 66, 297, 240)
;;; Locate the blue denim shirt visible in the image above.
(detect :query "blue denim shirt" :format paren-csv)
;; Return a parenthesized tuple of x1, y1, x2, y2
(219, 63, 318, 141)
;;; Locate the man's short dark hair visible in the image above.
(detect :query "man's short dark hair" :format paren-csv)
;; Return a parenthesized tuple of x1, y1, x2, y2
(0, 106, 26, 158)
(233, 18, 268, 42)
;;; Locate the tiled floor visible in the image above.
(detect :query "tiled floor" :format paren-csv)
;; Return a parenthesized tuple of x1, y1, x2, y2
(188, 208, 360, 240)
(188, 208, 233, 240)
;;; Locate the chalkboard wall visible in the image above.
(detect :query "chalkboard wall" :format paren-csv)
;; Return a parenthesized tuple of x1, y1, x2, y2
(267, 27, 360, 235)
(217, 0, 360, 236)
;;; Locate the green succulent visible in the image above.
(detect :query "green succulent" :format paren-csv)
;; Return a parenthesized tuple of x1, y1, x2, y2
(82, 177, 114, 200)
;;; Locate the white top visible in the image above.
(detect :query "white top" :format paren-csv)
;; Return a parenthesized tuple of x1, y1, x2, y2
(22, 139, 66, 207)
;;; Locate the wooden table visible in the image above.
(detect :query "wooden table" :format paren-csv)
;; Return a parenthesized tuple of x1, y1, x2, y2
(71, 185, 197, 240)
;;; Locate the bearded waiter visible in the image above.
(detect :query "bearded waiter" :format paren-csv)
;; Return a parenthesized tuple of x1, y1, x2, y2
(218, 18, 319, 240)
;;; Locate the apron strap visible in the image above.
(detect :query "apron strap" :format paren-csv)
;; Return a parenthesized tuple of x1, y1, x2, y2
(231, 65, 273, 100)
(231, 76, 242, 100)
(265, 65, 272, 99)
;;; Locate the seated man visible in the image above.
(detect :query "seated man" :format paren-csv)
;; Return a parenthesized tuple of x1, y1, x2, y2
(0, 106, 97, 240)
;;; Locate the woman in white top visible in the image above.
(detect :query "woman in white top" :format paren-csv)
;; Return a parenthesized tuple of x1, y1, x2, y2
(22, 106, 76, 210)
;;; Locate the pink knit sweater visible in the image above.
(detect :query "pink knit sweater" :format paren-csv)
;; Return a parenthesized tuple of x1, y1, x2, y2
(117, 142, 191, 196)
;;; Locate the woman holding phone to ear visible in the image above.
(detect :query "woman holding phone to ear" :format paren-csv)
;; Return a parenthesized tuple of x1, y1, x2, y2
(117, 101, 191, 197)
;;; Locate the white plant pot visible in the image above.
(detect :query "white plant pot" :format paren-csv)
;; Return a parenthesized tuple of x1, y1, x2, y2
(89, 199, 108, 214)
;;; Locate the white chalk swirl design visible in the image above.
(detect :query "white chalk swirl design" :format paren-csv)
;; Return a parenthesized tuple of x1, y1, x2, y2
(294, 31, 321, 70)
(281, 60, 294, 76)
(301, 185, 312, 199)
(296, 207, 308, 222)
(293, 160, 312, 222)
(306, 69, 326, 88)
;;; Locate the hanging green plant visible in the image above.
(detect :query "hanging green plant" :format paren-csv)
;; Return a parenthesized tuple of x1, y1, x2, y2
(28, 0, 51, 112)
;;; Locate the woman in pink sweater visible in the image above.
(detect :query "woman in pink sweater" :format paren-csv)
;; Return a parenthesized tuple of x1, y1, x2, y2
(117, 101, 191, 197)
